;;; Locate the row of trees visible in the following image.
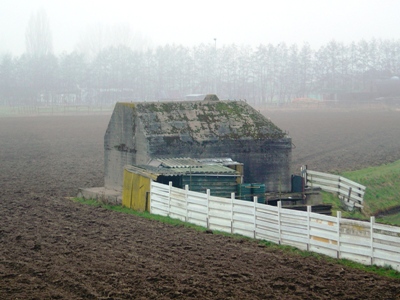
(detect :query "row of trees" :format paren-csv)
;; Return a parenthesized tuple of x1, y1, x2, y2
(1, 38, 400, 106)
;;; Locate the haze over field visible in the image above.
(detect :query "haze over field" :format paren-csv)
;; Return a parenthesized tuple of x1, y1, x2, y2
(2, 0, 400, 55)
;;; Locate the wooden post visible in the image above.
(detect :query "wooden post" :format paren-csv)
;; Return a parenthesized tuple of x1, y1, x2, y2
(168, 181, 172, 217)
(206, 189, 210, 229)
(301, 165, 307, 185)
(307, 206, 311, 251)
(231, 192, 235, 234)
(277, 201, 282, 245)
(185, 185, 189, 222)
(370, 216, 375, 266)
(337, 211, 341, 259)
(253, 196, 258, 239)
(347, 187, 353, 203)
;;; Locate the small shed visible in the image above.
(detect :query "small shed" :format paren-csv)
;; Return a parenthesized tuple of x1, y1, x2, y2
(122, 157, 243, 211)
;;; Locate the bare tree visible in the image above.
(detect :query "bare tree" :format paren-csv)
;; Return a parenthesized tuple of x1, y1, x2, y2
(76, 23, 152, 61)
(25, 9, 53, 57)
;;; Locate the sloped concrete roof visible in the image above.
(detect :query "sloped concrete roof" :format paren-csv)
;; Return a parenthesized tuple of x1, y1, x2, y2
(119, 99, 285, 141)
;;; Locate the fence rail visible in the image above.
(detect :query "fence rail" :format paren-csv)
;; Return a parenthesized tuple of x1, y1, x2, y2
(303, 168, 366, 210)
(150, 181, 400, 271)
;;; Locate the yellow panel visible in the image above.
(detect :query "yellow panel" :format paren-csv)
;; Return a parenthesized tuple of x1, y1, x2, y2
(122, 169, 134, 208)
(122, 169, 151, 212)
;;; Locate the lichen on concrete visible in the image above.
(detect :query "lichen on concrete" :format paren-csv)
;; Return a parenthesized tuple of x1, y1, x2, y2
(134, 100, 285, 140)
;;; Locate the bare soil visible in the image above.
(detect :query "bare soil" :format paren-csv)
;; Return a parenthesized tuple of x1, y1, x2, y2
(1, 108, 400, 299)
(266, 107, 400, 174)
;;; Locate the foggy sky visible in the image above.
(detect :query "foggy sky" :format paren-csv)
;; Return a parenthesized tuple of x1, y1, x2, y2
(2, 0, 400, 56)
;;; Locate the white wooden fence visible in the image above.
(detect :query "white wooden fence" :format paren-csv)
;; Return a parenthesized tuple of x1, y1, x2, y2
(150, 181, 400, 271)
(302, 167, 366, 210)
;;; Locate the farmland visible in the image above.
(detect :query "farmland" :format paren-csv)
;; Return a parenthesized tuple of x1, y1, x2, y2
(1, 105, 400, 299)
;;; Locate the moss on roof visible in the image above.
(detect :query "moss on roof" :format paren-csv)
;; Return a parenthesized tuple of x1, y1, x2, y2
(120, 100, 285, 140)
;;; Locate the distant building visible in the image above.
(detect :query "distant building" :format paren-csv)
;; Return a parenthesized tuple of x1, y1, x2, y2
(376, 76, 400, 98)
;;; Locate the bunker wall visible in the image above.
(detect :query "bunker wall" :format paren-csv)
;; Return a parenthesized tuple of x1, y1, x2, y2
(104, 104, 136, 190)
(146, 136, 292, 192)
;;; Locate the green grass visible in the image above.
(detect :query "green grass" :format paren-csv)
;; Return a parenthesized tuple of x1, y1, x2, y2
(340, 159, 400, 225)
(321, 191, 368, 220)
(376, 212, 400, 225)
(71, 197, 400, 280)
(321, 160, 400, 225)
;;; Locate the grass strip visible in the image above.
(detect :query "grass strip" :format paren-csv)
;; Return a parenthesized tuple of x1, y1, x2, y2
(322, 159, 400, 225)
(342, 160, 400, 216)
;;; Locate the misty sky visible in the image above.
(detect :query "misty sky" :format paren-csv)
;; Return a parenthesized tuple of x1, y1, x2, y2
(1, 0, 400, 56)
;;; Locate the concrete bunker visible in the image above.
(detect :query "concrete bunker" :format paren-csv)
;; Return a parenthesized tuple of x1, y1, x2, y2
(104, 95, 292, 196)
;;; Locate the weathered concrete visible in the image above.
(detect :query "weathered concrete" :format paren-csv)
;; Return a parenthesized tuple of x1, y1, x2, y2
(77, 187, 122, 205)
(104, 97, 292, 192)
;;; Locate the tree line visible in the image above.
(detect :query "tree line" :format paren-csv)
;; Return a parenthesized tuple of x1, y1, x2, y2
(1, 39, 400, 106)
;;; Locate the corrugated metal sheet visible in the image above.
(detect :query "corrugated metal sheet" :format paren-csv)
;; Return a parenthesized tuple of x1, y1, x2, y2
(124, 165, 159, 180)
(148, 157, 242, 168)
(137, 164, 238, 176)
(197, 157, 242, 166)
(157, 157, 203, 168)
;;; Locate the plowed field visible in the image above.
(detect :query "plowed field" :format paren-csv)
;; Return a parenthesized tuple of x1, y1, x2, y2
(1, 108, 400, 299)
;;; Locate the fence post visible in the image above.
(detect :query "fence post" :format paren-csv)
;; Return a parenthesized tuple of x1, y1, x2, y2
(253, 196, 258, 239)
(347, 187, 353, 203)
(231, 192, 235, 234)
(307, 205, 311, 251)
(277, 201, 282, 245)
(301, 165, 307, 186)
(168, 181, 172, 217)
(206, 189, 210, 229)
(337, 211, 342, 259)
(185, 185, 189, 222)
(370, 216, 375, 266)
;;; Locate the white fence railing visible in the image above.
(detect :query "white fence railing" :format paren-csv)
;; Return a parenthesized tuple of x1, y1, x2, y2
(302, 168, 366, 210)
(150, 181, 400, 271)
